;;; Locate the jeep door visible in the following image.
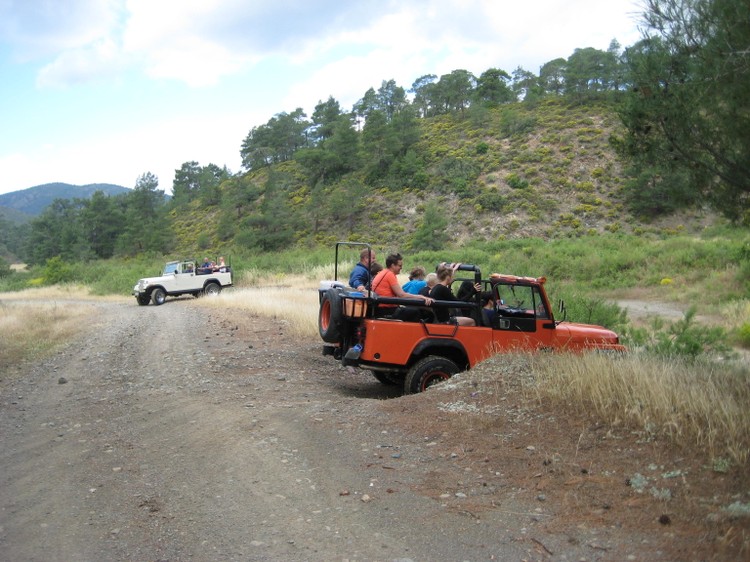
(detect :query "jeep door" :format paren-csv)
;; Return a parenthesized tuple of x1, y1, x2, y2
(491, 284, 556, 351)
(172, 261, 197, 292)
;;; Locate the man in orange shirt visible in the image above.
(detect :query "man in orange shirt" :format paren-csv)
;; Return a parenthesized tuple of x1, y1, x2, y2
(371, 253, 433, 317)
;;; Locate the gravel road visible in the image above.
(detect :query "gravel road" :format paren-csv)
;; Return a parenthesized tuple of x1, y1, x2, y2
(0, 298, 541, 562)
(2, 297, 739, 561)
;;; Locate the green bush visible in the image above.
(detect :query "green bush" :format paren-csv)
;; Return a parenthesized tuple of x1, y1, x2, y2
(506, 173, 529, 190)
(554, 291, 628, 331)
(635, 308, 733, 360)
(736, 323, 750, 349)
(43, 256, 75, 285)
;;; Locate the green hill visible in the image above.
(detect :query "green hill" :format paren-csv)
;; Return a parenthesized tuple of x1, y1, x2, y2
(171, 98, 716, 254)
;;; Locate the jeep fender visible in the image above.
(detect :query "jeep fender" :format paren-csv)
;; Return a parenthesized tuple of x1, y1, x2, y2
(409, 338, 469, 371)
(145, 284, 164, 296)
(202, 278, 223, 289)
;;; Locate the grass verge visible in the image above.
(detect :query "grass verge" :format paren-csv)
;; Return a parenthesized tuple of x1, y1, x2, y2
(0, 285, 126, 367)
(520, 352, 750, 465)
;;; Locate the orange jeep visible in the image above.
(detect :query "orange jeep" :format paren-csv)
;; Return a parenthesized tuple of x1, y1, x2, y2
(319, 242, 626, 394)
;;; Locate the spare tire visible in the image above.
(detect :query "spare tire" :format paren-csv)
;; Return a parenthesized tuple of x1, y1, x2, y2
(319, 288, 344, 343)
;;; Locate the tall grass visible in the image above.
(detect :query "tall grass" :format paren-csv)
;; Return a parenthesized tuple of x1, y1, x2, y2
(195, 273, 323, 337)
(0, 288, 103, 366)
(526, 352, 750, 465)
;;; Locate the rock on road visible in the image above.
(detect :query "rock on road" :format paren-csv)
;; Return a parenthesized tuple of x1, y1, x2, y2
(1, 298, 552, 562)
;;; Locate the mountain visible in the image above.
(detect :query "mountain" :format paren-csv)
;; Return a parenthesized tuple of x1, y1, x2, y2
(0, 182, 130, 219)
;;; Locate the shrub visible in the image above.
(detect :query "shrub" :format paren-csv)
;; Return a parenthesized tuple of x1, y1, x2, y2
(506, 173, 529, 190)
(736, 323, 750, 349)
(638, 308, 733, 359)
(556, 292, 628, 331)
(43, 256, 74, 285)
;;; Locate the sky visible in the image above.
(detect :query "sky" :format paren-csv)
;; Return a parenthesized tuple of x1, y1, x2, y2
(0, 0, 644, 196)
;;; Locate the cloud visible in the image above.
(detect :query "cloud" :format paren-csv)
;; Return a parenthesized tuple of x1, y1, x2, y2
(0, 0, 121, 60)
(120, 0, 389, 85)
(36, 38, 125, 88)
(4, 0, 641, 89)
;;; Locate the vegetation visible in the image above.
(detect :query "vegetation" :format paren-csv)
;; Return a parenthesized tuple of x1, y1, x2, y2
(0, 288, 101, 365)
(527, 351, 750, 464)
(615, 0, 750, 222)
(0, 0, 748, 483)
(0, 1, 745, 268)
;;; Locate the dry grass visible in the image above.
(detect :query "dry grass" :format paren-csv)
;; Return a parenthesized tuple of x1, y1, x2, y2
(0, 286, 128, 367)
(525, 352, 750, 465)
(233, 264, 343, 289)
(0, 284, 125, 302)
(723, 298, 750, 330)
(0, 300, 98, 365)
(197, 274, 322, 337)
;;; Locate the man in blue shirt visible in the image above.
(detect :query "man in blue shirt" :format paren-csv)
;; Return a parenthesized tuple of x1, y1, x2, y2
(349, 248, 377, 291)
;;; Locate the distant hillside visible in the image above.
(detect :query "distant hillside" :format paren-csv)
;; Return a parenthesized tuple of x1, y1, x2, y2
(0, 205, 33, 226)
(0, 183, 130, 218)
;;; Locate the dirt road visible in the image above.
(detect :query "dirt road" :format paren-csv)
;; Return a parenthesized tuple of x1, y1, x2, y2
(0, 297, 746, 561)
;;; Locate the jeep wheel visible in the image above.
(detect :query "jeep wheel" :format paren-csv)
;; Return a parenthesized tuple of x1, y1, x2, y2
(136, 295, 150, 306)
(318, 288, 343, 343)
(151, 288, 166, 306)
(203, 282, 221, 297)
(405, 356, 459, 394)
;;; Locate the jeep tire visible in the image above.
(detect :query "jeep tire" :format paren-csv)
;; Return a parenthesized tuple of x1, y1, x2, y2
(203, 282, 221, 297)
(136, 294, 150, 306)
(318, 288, 343, 343)
(151, 288, 167, 306)
(405, 356, 459, 394)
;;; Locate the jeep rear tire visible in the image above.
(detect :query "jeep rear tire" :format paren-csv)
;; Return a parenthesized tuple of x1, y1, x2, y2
(318, 288, 343, 343)
(151, 288, 166, 306)
(203, 282, 221, 297)
(405, 356, 459, 394)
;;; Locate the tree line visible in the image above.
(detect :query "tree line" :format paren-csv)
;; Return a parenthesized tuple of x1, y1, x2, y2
(239, 39, 627, 176)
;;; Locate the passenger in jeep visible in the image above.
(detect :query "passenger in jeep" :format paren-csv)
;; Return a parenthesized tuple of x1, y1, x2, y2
(419, 272, 438, 296)
(371, 253, 433, 318)
(430, 264, 481, 326)
(481, 291, 498, 327)
(349, 248, 377, 292)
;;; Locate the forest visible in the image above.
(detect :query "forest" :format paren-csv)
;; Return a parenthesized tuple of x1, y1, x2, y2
(0, 0, 747, 273)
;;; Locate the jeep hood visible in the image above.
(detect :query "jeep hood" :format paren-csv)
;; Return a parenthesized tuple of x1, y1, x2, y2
(136, 274, 170, 285)
(555, 322, 623, 348)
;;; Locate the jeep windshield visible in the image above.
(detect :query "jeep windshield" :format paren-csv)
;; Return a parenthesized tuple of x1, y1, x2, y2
(163, 262, 179, 275)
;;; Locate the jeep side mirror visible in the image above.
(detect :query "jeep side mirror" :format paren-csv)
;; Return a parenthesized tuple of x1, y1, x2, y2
(557, 299, 567, 322)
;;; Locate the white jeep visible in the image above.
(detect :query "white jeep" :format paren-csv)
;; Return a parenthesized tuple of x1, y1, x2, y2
(132, 259, 233, 306)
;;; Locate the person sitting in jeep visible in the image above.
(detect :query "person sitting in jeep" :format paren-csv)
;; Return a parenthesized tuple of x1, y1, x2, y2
(349, 248, 377, 292)
(430, 263, 481, 326)
(371, 253, 433, 318)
